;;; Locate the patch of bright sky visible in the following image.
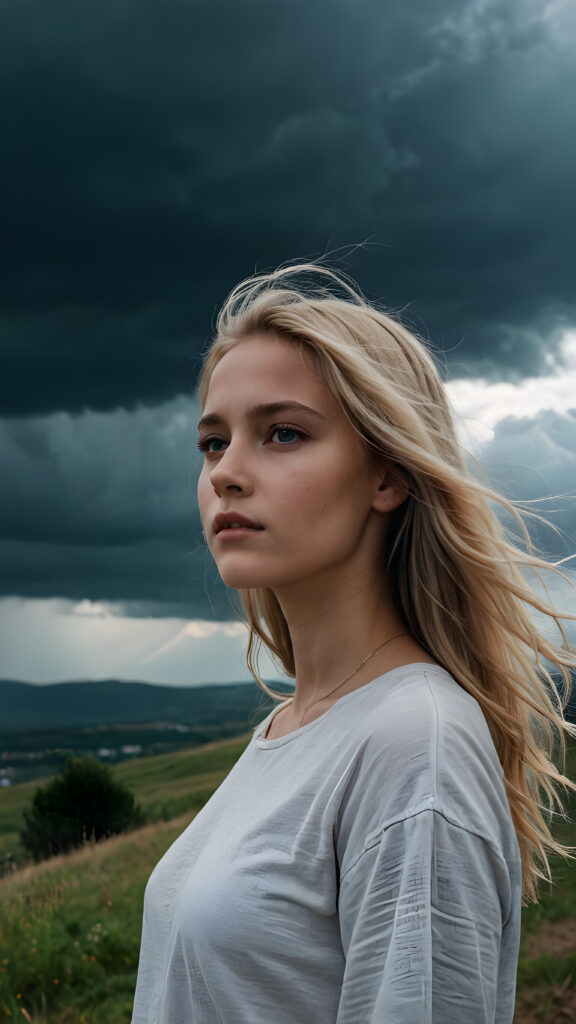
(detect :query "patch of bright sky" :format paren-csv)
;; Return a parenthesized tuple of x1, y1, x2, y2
(0, 597, 286, 686)
(447, 331, 576, 450)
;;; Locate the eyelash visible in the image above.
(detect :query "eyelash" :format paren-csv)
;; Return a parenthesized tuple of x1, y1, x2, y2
(196, 424, 308, 454)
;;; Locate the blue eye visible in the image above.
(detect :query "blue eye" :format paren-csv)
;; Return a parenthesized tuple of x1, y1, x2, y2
(197, 437, 228, 453)
(197, 426, 305, 453)
(272, 427, 301, 444)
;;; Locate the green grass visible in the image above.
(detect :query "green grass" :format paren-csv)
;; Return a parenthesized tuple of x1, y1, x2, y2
(0, 735, 574, 1022)
(517, 950, 576, 990)
(0, 735, 252, 864)
(111, 736, 250, 822)
(0, 735, 254, 1020)
(521, 854, 576, 933)
(0, 817, 188, 1023)
(0, 779, 41, 864)
(519, 743, 576, 936)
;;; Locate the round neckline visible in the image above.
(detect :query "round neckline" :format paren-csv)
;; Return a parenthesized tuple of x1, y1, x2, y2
(254, 662, 442, 748)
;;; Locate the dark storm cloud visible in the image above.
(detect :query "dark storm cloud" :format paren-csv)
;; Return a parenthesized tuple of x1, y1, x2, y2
(1, 395, 574, 618)
(0, 397, 232, 616)
(0, 536, 231, 618)
(1, 0, 575, 416)
(2, 0, 575, 621)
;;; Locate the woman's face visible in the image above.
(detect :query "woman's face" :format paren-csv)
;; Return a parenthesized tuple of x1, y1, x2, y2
(197, 333, 399, 596)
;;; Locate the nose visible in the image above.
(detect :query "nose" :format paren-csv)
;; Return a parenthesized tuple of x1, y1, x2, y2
(209, 443, 253, 496)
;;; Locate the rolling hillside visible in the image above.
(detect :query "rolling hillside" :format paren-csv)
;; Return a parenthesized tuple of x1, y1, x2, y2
(0, 735, 574, 1023)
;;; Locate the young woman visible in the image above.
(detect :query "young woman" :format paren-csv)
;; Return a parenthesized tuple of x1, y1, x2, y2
(132, 264, 575, 1023)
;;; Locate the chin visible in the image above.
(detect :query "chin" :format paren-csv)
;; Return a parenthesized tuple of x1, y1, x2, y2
(215, 559, 289, 592)
(213, 549, 312, 592)
(215, 563, 268, 590)
(220, 573, 275, 591)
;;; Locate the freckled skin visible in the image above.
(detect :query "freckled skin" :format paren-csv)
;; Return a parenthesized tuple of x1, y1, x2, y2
(197, 334, 403, 601)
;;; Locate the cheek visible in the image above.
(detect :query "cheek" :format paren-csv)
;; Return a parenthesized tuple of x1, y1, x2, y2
(197, 469, 212, 525)
(302, 467, 374, 540)
(274, 475, 325, 521)
(278, 476, 356, 538)
(296, 451, 370, 510)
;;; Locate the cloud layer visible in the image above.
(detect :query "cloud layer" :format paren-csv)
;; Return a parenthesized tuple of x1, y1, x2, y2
(2, 0, 576, 417)
(1, 0, 575, 683)
(0, 396, 233, 615)
(1, 359, 574, 618)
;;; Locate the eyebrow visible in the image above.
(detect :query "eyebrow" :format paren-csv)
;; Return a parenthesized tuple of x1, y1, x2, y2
(197, 401, 326, 431)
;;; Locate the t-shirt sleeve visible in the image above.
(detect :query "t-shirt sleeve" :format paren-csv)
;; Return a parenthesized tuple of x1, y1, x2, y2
(336, 807, 516, 1024)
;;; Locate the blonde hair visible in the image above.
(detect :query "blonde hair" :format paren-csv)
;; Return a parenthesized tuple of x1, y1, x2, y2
(199, 262, 576, 903)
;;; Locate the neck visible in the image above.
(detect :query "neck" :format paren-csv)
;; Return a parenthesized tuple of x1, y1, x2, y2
(273, 564, 407, 714)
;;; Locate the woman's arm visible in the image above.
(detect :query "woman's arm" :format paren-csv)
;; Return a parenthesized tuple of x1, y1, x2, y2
(336, 808, 519, 1024)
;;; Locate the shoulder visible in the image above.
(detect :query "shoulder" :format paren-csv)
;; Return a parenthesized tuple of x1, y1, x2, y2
(336, 664, 512, 848)
(349, 663, 494, 774)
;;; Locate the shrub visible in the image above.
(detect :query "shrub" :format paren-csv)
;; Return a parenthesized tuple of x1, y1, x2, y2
(20, 756, 145, 861)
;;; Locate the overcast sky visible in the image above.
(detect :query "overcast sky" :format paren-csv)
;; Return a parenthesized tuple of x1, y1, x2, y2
(1, 0, 575, 686)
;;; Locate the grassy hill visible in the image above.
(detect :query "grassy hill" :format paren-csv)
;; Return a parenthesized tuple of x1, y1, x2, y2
(0, 733, 252, 865)
(0, 736, 574, 1023)
(0, 678, 290, 785)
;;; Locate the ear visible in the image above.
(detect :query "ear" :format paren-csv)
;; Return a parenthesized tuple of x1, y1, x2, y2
(371, 464, 410, 514)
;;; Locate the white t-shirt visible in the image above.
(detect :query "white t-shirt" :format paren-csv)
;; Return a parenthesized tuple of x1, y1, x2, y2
(131, 664, 521, 1023)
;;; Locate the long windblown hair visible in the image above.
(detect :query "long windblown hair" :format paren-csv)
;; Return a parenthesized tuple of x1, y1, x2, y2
(199, 262, 576, 903)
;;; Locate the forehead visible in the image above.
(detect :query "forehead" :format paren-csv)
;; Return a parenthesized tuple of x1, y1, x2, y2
(203, 333, 331, 409)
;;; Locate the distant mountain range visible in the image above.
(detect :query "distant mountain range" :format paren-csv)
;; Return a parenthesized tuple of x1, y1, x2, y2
(0, 678, 292, 733)
(1, 673, 573, 736)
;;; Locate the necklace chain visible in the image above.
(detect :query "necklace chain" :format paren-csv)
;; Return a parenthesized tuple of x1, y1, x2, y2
(293, 632, 409, 729)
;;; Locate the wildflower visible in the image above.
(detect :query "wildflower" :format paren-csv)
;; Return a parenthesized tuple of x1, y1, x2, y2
(53, 978, 59, 985)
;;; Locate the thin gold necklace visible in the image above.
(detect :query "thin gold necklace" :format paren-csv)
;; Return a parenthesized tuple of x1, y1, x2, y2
(291, 632, 409, 729)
